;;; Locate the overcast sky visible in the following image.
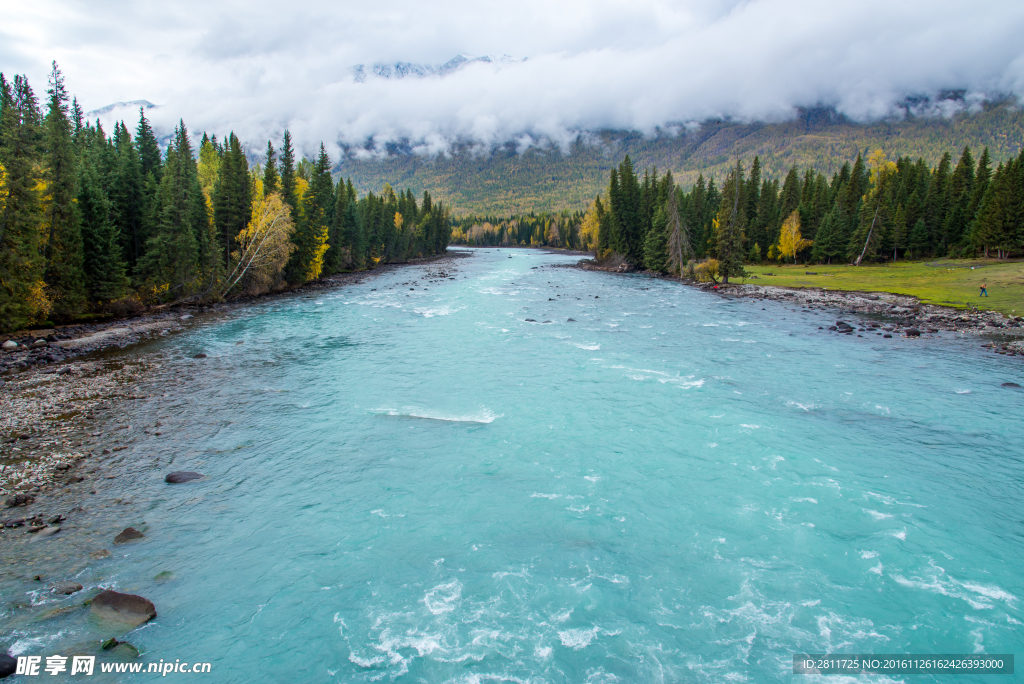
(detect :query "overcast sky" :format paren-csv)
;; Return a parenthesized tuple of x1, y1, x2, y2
(3, 0, 1024, 157)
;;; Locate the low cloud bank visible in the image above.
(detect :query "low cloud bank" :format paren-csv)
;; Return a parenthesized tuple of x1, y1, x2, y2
(5, 0, 1023, 158)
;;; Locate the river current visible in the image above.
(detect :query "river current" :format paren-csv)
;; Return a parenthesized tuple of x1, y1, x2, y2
(3, 247, 1022, 682)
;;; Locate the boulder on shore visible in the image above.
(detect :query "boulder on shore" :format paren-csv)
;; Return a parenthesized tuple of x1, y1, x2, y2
(113, 527, 144, 544)
(165, 471, 203, 484)
(90, 590, 156, 628)
(905, 328, 921, 337)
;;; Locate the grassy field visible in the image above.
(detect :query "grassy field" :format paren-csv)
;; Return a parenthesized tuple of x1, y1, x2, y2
(741, 259, 1024, 317)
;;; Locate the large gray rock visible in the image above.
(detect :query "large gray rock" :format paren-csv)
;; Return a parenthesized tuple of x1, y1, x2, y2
(1, 340, 17, 351)
(165, 471, 203, 484)
(90, 590, 156, 627)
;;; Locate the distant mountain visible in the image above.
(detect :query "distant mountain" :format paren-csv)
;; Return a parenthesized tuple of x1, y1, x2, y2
(84, 100, 157, 118)
(352, 55, 523, 82)
(335, 101, 1024, 216)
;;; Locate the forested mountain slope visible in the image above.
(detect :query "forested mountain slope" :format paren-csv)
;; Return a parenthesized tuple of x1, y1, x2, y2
(336, 102, 1024, 215)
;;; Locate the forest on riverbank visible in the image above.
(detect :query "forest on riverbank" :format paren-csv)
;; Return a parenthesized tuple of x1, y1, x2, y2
(453, 143, 1024, 284)
(0, 65, 451, 332)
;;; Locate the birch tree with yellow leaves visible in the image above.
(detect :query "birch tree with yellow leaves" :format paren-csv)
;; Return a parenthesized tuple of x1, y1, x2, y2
(778, 210, 812, 263)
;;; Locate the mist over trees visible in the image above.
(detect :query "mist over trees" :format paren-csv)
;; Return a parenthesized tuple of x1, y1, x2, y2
(0, 66, 451, 332)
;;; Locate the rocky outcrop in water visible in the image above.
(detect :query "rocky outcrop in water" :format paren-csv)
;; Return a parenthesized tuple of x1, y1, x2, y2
(113, 527, 144, 544)
(52, 581, 83, 595)
(90, 590, 156, 627)
(165, 471, 203, 483)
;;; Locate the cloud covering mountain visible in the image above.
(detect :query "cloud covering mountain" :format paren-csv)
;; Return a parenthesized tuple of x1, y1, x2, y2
(4, 0, 1024, 158)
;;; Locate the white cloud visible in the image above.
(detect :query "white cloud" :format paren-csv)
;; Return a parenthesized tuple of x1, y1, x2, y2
(3, 0, 1023, 157)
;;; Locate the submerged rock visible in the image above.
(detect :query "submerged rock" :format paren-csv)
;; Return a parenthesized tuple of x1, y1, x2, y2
(1002, 382, 1021, 389)
(113, 527, 144, 544)
(90, 590, 156, 628)
(52, 581, 83, 595)
(905, 328, 921, 337)
(165, 471, 203, 484)
(90, 549, 111, 559)
(192, 353, 207, 359)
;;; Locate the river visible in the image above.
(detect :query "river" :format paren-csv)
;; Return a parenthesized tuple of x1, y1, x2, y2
(2, 247, 1022, 682)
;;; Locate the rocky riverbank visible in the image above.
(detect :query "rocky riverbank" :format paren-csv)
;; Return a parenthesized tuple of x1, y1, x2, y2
(573, 258, 1024, 358)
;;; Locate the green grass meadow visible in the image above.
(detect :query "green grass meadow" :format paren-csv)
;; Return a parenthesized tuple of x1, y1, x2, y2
(741, 259, 1024, 317)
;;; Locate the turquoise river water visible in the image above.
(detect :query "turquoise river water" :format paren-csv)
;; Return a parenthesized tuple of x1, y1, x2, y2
(2, 247, 1023, 682)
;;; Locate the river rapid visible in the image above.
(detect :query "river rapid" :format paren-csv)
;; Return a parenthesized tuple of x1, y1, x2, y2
(2, 247, 1022, 683)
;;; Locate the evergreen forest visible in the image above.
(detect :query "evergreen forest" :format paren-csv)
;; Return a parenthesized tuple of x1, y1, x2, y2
(0, 65, 451, 332)
(452, 145, 1024, 285)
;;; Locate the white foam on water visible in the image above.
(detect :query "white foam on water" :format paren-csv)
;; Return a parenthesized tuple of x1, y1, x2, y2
(801, 599, 820, 607)
(860, 551, 879, 559)
(558, 626, 600, 650)
(864, 509, 894, 521)
(423, 580, 462, 615)
(492, 566, 530, 580)
(890, 529, 907, 540)
(955, 388, 972, 394)
(793, 498, 818, 504)
(534, 646, 553, 659)
(530, 493, 560, 500)
(959, 581, 1017, 604)
(869, 563, 884, 575)
(575, 342, 601, 350)
(786, 400, 819, 411)
(348, 653, 386, 668)
(8, 631, 69, 655)
(584, 475, 601, 482)
(414, 304, 465, 318)
(567, 504, 591, 513)
(552, 608, 573, 623)
(372, 406, 501, 423)
(740, 424, 761, 429)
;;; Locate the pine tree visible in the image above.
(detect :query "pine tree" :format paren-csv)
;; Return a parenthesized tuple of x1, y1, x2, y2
(78, 156, 128, 300)
(213, 132, 251, 270)
(263, 141, 278, 196)
(811, 204, 842, 264)
(136, 108, 162, 181)
(279, 130, 298, 221)
(111, 122, 145, 273)
(138, 121, 207, 298)
(643, 205, 668, 272)
(0, 73, 49, 329)
(665, 184, 692, 276)
(286, 143, 331, 283)
(42, 62, 87, 319)
(714, 161, 747, 283)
